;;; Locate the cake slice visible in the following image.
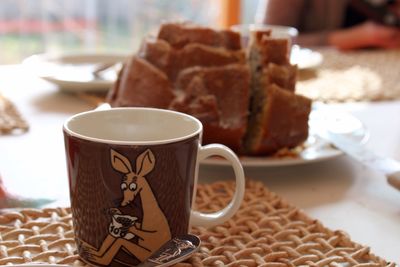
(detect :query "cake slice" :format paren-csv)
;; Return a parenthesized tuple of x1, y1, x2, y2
(247, 30, 298, 115)
(107, 56, 174, 108)
(243, 29, 310, 155)
(170, 64, 251, 152)
(248, 30, 292, 88)
(243, 83, 311, 155)
(158, 21, 242, 50)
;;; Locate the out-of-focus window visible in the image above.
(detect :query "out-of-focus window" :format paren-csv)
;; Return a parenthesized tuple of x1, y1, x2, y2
(0, 0, 219, 64)
(241, 0, 259, 24)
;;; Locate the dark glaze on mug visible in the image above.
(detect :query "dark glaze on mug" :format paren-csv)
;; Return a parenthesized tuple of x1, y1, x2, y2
(64, 133, 199, 267)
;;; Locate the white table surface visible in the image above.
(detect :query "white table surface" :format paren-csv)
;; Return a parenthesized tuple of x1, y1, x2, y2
(0, 64, 399, 264)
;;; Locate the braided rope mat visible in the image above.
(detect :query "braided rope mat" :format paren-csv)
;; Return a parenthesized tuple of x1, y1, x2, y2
(0, 93, 28, 134)
(296, 48, 400, 102)
(0, 180, 395, 266)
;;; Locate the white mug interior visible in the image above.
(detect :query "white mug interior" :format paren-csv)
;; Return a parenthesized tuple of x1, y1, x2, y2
(63, 107, 202, 145)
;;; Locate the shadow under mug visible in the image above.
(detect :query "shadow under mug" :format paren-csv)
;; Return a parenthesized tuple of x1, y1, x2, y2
(63, 107, 245, 266)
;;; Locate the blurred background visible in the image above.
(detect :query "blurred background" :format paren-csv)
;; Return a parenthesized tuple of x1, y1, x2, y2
(0, 0, 258, 64)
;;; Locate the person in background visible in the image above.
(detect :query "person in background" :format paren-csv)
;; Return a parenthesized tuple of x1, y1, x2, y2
(256, 0, 400, 50)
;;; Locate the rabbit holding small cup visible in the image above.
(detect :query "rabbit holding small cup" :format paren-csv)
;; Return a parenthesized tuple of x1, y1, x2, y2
(81, 149, 171, 265)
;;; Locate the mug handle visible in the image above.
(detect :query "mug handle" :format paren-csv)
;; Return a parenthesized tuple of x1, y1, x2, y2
(190, 144, 245, 228)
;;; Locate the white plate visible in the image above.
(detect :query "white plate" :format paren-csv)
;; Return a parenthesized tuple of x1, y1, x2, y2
(22, 48, 319, 91)
(23, 53, 130, 92)
(290, 45, 323, 69)
(201, 107, 369, 167)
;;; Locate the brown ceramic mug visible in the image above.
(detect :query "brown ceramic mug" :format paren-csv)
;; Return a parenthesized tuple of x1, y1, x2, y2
(63, 107, 245, 266)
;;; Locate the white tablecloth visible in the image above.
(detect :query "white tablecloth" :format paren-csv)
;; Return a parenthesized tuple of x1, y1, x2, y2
(0, 64, 399, 264)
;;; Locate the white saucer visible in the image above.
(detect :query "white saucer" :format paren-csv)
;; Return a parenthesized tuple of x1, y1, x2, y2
(23, 53, 130, 92)
(201, 108, 368, 167)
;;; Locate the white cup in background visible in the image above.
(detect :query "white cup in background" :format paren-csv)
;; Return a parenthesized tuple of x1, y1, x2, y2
(230, 23, 299, 47)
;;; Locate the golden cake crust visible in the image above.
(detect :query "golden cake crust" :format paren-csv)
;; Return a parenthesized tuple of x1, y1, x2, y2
(139, 37, 245, 81)
(107, 56, 174, 108)
(158, 21, 242, 50)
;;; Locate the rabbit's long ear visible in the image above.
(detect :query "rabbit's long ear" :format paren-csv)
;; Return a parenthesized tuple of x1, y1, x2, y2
(111, 149, 133, 174)
(136, 149, 155, 176)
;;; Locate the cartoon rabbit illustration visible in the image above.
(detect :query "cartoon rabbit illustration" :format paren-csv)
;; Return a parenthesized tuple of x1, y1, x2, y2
(81, 149, 171, 265)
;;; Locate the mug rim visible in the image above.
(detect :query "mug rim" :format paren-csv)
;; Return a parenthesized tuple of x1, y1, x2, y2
(63, 107, 203, 145)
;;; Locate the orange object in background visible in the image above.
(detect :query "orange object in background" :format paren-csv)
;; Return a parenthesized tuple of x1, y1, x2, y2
(218, 0, 241, 29)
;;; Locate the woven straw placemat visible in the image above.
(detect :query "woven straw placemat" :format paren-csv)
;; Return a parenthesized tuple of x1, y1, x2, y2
(0, 93, 28, 134)
(296, 48, 400, 102)
(0, 180, 395, 266)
